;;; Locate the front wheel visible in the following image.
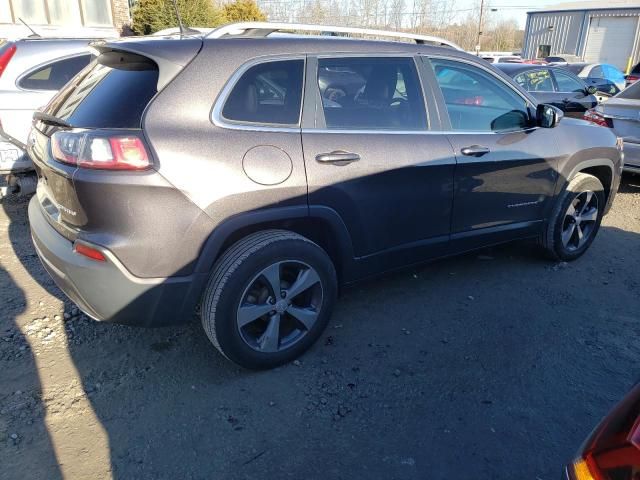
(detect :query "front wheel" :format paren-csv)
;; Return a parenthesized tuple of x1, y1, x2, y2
(200, 230, 337, 370)
(543, 172, 605, 261)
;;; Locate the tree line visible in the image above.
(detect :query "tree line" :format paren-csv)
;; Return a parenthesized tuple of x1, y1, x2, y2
(131, 0, 524, 52)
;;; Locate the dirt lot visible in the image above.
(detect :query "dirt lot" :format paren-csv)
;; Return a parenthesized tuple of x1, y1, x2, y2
(1, 176, 639, 480)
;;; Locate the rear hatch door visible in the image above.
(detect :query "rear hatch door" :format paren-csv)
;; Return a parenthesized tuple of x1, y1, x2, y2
(29, 37, 202, 240)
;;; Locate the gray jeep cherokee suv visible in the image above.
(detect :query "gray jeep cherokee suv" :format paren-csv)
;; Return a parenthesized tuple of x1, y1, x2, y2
(27, 23, 623, 369)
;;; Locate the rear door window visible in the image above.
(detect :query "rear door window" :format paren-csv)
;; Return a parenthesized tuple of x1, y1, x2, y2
(431, 58, 530, 132)
(221, 59, 304, 125)
(317, 57, 427, 130)
(45, 53, 158, 128)
(513, 69, 554, 91)
(553, 70, 585, 93)
(19, 54, 92, 91)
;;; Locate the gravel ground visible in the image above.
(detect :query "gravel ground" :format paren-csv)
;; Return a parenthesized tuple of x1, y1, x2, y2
(1, 175, 639, 480)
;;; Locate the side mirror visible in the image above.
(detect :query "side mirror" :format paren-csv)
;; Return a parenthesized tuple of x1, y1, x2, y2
(587, 85, 598, 95)
(537, 104, 563, 128)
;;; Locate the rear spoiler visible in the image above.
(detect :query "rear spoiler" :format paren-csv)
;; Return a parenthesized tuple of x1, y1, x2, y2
(89, 37, 203, 91)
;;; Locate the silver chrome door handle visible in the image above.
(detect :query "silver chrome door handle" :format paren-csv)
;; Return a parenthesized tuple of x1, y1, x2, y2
(460, 145, 490, 157)
(315, 151, 361, 164)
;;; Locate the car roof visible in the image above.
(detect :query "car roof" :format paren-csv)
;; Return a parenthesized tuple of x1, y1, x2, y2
(493, 63, 550, 74)
(495, 63, 585, 76)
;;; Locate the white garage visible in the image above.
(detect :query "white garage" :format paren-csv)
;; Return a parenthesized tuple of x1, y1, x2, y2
(522, 1, 640, 71)
(584, 16, 638, 69)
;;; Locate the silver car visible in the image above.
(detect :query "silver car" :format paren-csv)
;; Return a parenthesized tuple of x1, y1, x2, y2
(0, 37, 94, 181)
(585, 81, 640, 173)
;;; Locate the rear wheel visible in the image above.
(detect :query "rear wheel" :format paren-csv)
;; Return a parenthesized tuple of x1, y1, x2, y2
(200, 230, 337, 369)
(543, 172, 605, 261)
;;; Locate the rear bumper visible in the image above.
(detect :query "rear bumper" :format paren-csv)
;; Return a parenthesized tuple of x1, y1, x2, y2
(29, 196, 206, 326)
(623, 140, 640, 173)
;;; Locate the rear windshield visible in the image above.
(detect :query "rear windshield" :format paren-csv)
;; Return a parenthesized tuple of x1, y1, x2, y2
(45, 53, 159, 129)
(632, 62, 640, 74)
(617, 80, 640, 100)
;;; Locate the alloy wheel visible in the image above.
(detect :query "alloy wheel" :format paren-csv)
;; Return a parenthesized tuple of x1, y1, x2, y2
(561, 191, 599, 251)
(236, 261, 323, 353)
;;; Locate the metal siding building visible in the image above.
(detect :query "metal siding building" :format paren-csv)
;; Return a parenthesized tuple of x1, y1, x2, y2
(523, 0, 640, 70)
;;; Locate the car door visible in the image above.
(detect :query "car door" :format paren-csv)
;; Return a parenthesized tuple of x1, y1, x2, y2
(301, 55, 456, 266)
(426, 57, 560, 240)
(551, 69, 597, 117)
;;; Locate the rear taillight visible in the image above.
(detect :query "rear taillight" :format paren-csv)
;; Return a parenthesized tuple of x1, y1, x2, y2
(569, 386, 640, 480)
(627, 75, 640, 84)
(51, 131, 150, 170)
(0, 44, 16, 79)
(584, 109, 613, 128)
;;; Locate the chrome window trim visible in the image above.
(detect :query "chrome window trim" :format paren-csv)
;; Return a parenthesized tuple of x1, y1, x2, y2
(426, 54, 537, 107)
(312, 54, 431, 131)
(302, 127, 540, 135)
(211, 54, 306, 132)
(425, 54, 540, 134)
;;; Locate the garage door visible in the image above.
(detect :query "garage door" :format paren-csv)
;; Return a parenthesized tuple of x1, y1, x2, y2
(584, 16, 638, 69)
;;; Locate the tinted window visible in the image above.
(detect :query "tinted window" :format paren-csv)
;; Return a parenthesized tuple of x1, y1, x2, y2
(553, 70, 585, 93)
(590, 65, 604, 78)
(46, 56, 158, 128)
(432, 59, 529, 132)
(19, 55, 91, 91)
(513, 69, 554, 91)
(222, 60, 304, 125)
(632, 62, 640, 74)
(318, 57, 427, 130)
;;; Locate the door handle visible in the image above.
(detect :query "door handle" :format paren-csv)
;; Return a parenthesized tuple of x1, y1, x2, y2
(460, 145, 490, 157)
(315, 151, 360, 164)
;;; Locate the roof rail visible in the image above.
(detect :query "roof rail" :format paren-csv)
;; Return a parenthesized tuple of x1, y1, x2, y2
(206, 22, 462, 50)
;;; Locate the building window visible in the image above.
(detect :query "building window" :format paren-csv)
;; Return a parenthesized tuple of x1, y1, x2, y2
(0, 0, 115, 27)
(537, 45, 551, 59)
(11, 0, 48, 24)
(0, 1, 12, 23)
(81, 0, 113, 26)
(48, 0, 82, 25)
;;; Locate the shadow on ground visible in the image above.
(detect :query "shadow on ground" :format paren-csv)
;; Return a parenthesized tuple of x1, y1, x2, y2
(0, 175, 638, 479)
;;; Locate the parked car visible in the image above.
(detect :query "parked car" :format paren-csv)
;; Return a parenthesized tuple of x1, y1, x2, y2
(0, 36, 95, 196)
(583, 80, 640, 173)
(564, 382, 640, 480)
(27, 22, 622, 369)
(495, 63, 598, 117)
(625, 61, 640, 87)
(561, 63, 626, 95)
(482, 55, 522, 64)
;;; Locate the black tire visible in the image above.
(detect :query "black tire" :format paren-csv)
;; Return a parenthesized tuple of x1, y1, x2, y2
(543, 172, 605, 261)
(200, 230, 337, 370)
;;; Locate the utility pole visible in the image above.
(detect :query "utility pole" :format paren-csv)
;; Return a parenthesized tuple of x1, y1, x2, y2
(476, 0, 484, 56)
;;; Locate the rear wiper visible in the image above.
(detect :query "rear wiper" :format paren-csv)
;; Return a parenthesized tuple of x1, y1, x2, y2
(33, 111, 72, 129)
